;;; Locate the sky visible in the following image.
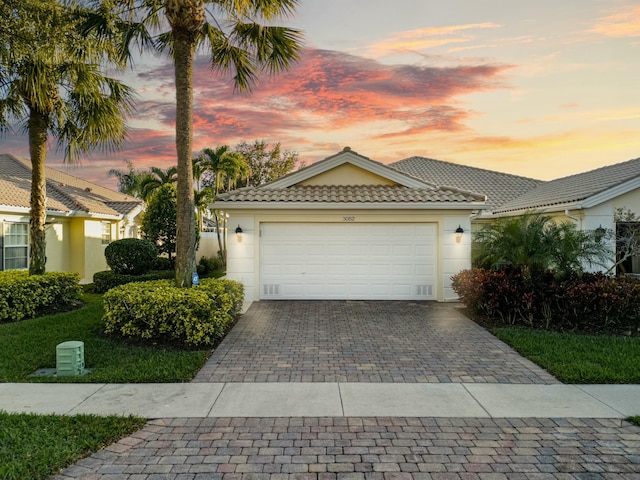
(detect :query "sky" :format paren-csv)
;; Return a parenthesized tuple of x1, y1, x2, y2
(2, 0, 640, 189)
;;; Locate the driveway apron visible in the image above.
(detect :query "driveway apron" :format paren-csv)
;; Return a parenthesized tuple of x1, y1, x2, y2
(51, 301, 640, 479)
(193, 300, 559, 384)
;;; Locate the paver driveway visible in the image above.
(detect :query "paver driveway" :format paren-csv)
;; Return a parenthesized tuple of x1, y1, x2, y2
(193, 301, 558, 384)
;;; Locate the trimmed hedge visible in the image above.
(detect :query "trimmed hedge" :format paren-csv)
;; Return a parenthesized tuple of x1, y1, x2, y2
(452, 268, 640, 334)
(104, 238, 158, 275)
(93, 269, 175, 293)
(0, 271, 82, 323)
(102, 278, 244, 347)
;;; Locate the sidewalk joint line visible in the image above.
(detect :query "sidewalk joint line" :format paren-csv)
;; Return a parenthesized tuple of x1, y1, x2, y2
(461, 382, 493, 418)
(206, 382, 227, 417)
(574, 384, 627, 417)
(67, 383, 109, 415)
(337, 382, 345, 417)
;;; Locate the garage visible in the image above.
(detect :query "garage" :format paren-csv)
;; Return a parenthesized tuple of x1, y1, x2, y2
(214, 148, 484, 303)
(260, 222, 437, 300)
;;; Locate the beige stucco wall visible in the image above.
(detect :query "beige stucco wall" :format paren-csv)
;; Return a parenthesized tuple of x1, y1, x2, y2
(1, 210, 134, 282)
(83, 219, 109, 284)
(45, 220, 70, 272)
(298, 164, 398, 186)
(225, 208, 473, 303)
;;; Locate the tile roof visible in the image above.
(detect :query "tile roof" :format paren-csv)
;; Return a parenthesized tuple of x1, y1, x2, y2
(390, 156, 544, 209)
(216, 184, 485, 204)
(494, 157, 640, 213)
(0, 154, 142, 217)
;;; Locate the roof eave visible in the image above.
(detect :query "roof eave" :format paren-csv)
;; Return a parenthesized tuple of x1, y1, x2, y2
(582, 176, 640, 208)
(211, 201, 486, 210)
(487, 201, 584, 217)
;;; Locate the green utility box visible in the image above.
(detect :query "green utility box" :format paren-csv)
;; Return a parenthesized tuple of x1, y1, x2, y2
(56, 341, 85, 377)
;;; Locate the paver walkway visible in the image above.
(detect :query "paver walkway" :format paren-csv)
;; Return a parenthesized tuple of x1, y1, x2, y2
(53, 417, 640, 479)
(194, 301, 558, 384)
(47, 301, 640, 479)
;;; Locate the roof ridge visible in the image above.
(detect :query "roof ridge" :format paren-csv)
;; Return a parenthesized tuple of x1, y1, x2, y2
(393, 156, 545, 183)
(543, 156, 640, 183)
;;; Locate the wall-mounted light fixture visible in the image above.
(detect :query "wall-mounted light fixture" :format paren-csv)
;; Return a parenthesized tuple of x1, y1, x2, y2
(455, 225, 464, 243)
(235, 225, 243, 242)
(595, 224, 606, 242)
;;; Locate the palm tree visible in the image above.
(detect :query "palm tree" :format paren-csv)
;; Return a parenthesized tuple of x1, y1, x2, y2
(0, 0, 135, 275)
(139, 166, 178, 201)
(108, 160, 154, 198)
(197, 146, 250, 263)
(86, 0, 303, 286)
(473, 213, 610, 280)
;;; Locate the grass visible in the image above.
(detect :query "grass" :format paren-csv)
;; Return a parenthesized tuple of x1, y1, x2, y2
(492, 327, 640, 384)
(0, 411, 146, 480)
(0, 293, 212, 383)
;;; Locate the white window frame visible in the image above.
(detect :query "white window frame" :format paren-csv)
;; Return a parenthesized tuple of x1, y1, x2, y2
(3, 222, 29, 270)
(101, 222, 112, 245)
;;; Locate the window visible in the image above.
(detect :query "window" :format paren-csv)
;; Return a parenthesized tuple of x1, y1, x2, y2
(101, 222, 112, 245)
(3, 222, 28, 270)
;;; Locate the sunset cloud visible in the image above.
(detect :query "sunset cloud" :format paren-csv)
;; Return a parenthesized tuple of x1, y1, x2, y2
(365, 23, 502, 56)
(130, 48, 510, 157)
(591, 6, 640, 38)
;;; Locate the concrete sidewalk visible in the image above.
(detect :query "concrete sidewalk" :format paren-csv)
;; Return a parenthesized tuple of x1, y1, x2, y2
(1, 382, 638, 419)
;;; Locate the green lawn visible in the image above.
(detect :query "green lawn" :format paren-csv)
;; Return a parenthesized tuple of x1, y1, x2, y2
(0, 411, 145, 480)
(492, 327, 640, 384)
(0, 293, 211, 383)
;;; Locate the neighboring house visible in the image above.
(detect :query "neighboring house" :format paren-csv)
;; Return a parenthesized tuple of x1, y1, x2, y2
(488, 157, 640, 274)
(0, 153, 143, 283)
(214, 148, 640, 302)
(213, 147, 487, 302)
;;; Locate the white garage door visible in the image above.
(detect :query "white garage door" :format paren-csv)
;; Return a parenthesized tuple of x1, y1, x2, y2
(260, 223, 436, 300)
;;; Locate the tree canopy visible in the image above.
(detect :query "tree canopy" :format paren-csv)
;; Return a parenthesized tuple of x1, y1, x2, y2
(84, 0, 303, 286)
(0, 0, 135, 274)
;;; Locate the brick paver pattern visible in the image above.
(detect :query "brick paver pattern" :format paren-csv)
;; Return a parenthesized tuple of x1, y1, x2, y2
(53, 416, 640, 479)
(193, 301, 559, 384)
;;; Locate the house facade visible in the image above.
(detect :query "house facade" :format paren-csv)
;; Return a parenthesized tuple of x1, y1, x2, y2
(214, 148, 486, 302)
(0, 154, 143, 283)
(215, 149, 640, 302)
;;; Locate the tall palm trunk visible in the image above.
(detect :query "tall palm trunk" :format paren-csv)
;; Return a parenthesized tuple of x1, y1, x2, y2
(167, 0, 204, 287)
(28, 110, 48, 275)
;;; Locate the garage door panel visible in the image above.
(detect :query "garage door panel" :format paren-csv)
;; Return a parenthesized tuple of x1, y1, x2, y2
(260, 223, 436, 300)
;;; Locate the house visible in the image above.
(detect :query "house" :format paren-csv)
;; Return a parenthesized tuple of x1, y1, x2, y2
(487, 157, 640, 273)
(214, 147, 487, 302)
(214, 148, 640, 302)
(0, 153, 143, 282)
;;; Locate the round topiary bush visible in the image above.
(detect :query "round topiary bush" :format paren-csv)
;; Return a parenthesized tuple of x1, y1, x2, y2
(104, 238, 158, 275)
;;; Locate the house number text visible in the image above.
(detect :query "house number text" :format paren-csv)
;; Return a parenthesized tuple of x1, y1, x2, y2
(342, 216, 355, 222)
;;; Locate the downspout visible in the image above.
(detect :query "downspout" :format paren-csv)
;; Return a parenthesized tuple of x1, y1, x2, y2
(565, 209, 581, 229)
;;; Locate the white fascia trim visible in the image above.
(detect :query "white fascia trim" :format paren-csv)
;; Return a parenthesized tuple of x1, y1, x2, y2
(485, 202, 584, 218)
(0, 205, 30, 214)
(265, 151, 432, 189)
(582, 176, 640, 208)
(212, 201, 485, 210)
(68, 211, 123, 220)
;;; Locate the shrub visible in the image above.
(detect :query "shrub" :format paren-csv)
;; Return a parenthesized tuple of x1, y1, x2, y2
(452, 268, 640, 334)
(197, 255, 222, 277)
(102, 278, 244, 347)
(0, 271, 81, 323)
(154, 256, 174, 271)
(93, 269, 175, 293)
(104, 238, 158, 275)
(563, 273, 640, 333)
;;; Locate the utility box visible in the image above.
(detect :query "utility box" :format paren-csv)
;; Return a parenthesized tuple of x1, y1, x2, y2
(56, 341, 85, 377)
